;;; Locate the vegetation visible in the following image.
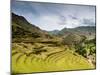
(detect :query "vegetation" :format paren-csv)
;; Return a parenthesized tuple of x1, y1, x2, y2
(12, 43, 93, 73)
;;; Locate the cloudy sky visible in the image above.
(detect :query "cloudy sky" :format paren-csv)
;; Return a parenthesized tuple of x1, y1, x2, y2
(11, 1, 96, 31)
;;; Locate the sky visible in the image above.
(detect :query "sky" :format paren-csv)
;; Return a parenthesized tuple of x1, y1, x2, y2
(11, 1, 96, 31)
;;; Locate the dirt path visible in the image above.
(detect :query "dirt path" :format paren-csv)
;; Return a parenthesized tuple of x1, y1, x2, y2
(87, 59, 94, 67)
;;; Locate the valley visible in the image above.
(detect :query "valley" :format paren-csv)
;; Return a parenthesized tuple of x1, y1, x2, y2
(12, 13, 96, 74)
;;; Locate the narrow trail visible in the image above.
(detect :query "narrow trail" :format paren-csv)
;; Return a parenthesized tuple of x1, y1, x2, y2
(87, 59, 94, 67)
(87, 55, 95, 68)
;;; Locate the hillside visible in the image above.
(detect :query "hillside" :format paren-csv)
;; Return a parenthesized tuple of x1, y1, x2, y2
(49, 26, 95, 40)
(12, 13, 52, 42)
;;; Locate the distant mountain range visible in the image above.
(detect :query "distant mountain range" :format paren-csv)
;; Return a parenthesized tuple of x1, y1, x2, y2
(49, 26, 96, 40)
(12, 13, 96, 42)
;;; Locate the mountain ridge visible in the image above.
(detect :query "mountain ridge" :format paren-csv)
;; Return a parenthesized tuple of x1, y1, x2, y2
(12, 13, 53, 42)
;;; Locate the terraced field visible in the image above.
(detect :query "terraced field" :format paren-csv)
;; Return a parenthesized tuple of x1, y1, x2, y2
(12, 43, 93, 73)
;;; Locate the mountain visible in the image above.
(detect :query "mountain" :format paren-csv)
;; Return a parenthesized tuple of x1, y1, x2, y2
(12, 13, 52, 42)
(48, 30, 59, 35)
(74, 26, 95, 36)
(50, 26, 96, 40)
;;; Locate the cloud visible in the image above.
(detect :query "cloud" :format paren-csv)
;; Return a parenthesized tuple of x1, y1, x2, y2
(82, 18, 95, 26)
(11, 1, 40, 17)
(40, 15, 60, 25)
(12, 1, 96, 31)
(35, 15, 67, 31)
(68, 15, 78, 20)
(58, 15, 67, 25)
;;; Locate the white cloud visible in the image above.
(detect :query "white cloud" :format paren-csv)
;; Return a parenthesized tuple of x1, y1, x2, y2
(12, 1, 96, 31)
(66, 19, 80, 28)
(34, 15, 67, 31)
(33, 14, 82, 31)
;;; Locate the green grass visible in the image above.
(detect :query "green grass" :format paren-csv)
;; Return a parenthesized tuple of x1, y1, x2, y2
(12, 43, 94, 73)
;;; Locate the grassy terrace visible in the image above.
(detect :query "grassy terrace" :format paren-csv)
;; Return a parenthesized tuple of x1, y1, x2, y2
(12, 42, 93, 73)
